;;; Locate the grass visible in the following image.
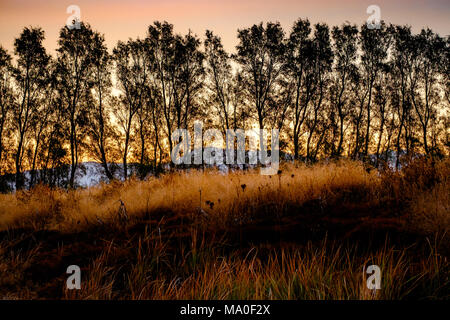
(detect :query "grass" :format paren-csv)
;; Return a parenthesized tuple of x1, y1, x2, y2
(0, 157, 449, 299)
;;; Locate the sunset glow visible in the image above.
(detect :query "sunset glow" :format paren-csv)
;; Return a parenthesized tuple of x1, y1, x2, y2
(1, 0, 449, 55)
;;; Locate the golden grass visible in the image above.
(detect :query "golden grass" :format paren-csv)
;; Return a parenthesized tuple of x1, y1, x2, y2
(0, 157, 449, 300)
(0, 160, 380, 231)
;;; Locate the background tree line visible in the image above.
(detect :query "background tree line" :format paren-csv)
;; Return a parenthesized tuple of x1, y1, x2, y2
(0, 19, 448, 189)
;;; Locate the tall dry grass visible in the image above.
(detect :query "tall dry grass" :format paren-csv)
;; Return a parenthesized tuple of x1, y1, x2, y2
(0, 160, 380, 231)
(61, 240, 448, 300)
(0, 158, 449, 299)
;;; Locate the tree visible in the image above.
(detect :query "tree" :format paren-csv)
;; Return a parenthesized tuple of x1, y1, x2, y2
(285, 18, 313, 160)
(305, 23, 333, 161)
(113, 39, 149, 180)
(55, 22, 96, 188)
(87, 31, 114, 180)
(205, 30, 236, 135)
(359, 22, 392, 158)
(330, 23, 359, 157)
(0, 47, 13, 174)
(373, 63, 393, 167)
(147, 22, 177, 156)
(443, 36, 450, 106)
(235, 22, 286, 136)
(29, 64, 56, 187)
(173, 31, 204, 130)
(391, 25, 415, 168)
(12, 27, 50, 189)
(410, 29, 445, 155)
(41, 107, 68, 187)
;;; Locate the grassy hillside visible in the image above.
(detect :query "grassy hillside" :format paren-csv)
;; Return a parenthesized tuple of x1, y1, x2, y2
(0, 158, 449, 299)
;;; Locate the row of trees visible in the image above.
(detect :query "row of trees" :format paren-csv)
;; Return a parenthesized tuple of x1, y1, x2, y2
(0, 20, 449, 189)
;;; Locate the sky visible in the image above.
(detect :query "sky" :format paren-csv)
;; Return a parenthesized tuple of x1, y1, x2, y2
(0, 0, 449, 55)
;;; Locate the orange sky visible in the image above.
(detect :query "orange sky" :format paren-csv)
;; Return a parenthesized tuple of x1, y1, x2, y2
(1, 0, 449, 55)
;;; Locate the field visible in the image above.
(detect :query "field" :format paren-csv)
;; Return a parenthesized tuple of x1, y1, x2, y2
(0, 158, 449, 299)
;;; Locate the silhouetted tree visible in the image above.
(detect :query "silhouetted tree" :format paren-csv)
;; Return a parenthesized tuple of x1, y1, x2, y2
(87, 31, 114, 180)
(410, 28, 446, 155)
(391, 25, 415, 168)
(205, 30, 236, 135)
(359, 22, 392, 158)
(286, 18, 313, 160)
(305, 23, 333, 161)
(113, 39, 149, 180)
(147, 22, 177, 156)
(0, 47, 13, 174)
(235, 22, 286, 142)
(12, 27, 50, 189)
(330, 23, 359, 157)
(29, 63, 56, 187)
(373, 62, 393, 167)
(55, 22, 96, 188)
(173, 31, 204, 129)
